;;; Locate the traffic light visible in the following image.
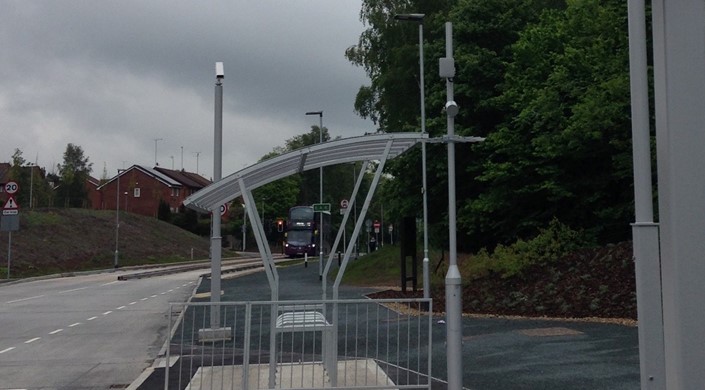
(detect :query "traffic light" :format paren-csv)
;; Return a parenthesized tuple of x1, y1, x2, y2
(277, 220, 284, 232)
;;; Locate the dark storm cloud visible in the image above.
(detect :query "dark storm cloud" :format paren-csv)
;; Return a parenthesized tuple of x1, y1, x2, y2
(0, 0, 372, 177)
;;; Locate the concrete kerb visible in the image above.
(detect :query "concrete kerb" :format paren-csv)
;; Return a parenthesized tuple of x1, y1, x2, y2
(0, 255, 260, 286)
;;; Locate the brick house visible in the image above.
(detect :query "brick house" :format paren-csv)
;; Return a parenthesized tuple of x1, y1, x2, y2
(86, 176, 102, 209)
(96, 165, 211, 218)
(153, 167, 211, 199)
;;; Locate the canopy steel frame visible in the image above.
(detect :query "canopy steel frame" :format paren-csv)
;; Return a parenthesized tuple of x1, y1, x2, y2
(184, 133, 427, 296)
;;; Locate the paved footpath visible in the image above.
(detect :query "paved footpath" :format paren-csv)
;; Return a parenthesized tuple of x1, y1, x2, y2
(138, 262, 640, 389)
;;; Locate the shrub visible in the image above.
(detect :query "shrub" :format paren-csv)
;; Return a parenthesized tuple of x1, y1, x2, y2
(461, 219, 592, 279)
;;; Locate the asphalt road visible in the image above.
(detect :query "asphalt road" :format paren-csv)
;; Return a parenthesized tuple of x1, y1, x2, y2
(0, 268, 201, 390)
(1, 259, 641, 389)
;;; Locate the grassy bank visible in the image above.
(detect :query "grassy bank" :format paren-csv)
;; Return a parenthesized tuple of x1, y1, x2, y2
(0, 208, 235, 279)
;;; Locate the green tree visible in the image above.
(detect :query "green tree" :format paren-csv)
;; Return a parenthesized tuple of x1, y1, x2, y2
(464, 0, 633, 246)
(55, 143, 93, 208)
(8, 149, 53, 208)
(348, 0, 554, 251)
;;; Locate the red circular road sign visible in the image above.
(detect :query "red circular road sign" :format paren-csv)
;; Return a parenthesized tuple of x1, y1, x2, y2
(220, 203, 229, 216)
(4, 181, 19, 195)
(340, 199, 349, 209)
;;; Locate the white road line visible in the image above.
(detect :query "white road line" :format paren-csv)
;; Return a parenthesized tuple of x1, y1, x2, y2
(0, 347, 15, 354)
(69, 323, 81, 327)
(160, 292, 167, 295)
(25, 337, 41, 344)
(102, 311, 112, 316)
(101, 281, 120, 286)
(116, 306, 126, 310)
(49, 329, 63, 335)
(58, 287, 88, 294)
(87, 316, 98, 321)
(150, 295, 157, 298)
(6, 295, 45, 304)
(140, 298, 148, 301)
(168, 289, 174, 292)
(129, 301, 137, 305)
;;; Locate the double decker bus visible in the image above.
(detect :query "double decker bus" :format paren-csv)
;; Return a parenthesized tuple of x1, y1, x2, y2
(284, 206, 317, 257)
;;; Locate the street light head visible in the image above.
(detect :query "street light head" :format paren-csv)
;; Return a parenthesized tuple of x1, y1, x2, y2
(215, 62, 224, 79)
(445, 101, 459, 118)
(394, 13, 425, 22)
(305, 111, 323, 117)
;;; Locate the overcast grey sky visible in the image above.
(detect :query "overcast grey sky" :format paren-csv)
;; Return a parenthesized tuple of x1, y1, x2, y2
(0, 0, 374, 180)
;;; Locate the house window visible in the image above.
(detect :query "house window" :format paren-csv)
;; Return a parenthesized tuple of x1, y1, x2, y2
(133, 188, 141, 198)
(171, 188, 180, 197)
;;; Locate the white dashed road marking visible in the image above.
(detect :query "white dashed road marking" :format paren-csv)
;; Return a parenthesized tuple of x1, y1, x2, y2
(6, 295, 45, 304)
(49, 329, 63, 335)
(58, 287, 88, 294)
(117, 306, 126, 310)
(102, 311, 112, 316)
(25, 338, 40, 344)
(129, 302, 137, 305)
(0, 347, 15, 354)
(69, 323, 81, 327)
(87, 316, 98, 321)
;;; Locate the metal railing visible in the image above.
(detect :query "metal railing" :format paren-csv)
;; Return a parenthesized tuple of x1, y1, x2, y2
(164, 298, 432, 389)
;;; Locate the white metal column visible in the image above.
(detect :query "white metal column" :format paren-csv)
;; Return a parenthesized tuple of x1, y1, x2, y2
(627, 0, 665, 388)
(239, 179, 279, 388)
(322, 161, 369, 300)
(652, 1, 705, 388)
(329, 141, 393, 386)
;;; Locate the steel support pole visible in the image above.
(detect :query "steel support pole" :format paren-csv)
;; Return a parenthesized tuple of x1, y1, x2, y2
(323, 161, 369, 300)
(6, 231, 11, 279)
(29, 165, 34, 209)
(242, 206, 247, 251)
(210, 74, 223, 328)
(443, 22, 463, 390)
(331, 141, 393, 388)
(627, 0, 665, 388)
(652, 1, 705, 388)
(419, 21, 430, 301)
(114, 171, 120, 269)
(319, 114, 324, 281)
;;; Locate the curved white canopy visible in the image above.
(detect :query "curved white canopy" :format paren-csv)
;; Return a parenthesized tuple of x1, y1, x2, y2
(183, 132, 427, 213)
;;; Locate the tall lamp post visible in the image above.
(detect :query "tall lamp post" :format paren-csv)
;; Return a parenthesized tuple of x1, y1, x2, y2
(441, 22, 463, 390)
(114, 168, 126, 269)
(306, 110, 324, 280)
(28, 163, 35, 209)
(153, 138, 163, 166)
(394, 13, 430, 299)
(210, 62, 224, 329)
(241, 204, 247, 251)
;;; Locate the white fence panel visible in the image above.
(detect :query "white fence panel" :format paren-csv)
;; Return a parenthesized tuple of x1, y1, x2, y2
(164, 298, 432, 389)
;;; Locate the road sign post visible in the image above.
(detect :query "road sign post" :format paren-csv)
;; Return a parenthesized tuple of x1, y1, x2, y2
(2, 182, 19, 279)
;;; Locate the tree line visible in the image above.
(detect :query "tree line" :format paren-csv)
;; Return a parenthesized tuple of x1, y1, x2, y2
(5, 144, 93, 208)
(342, 0, 641, 252)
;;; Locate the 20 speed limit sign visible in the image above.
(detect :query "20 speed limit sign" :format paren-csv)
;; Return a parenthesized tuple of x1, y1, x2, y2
(4, 181, 19, 194)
